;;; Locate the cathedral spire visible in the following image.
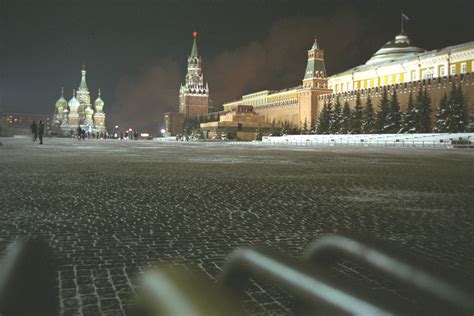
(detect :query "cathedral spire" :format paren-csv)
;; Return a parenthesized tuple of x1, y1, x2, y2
(79, 65, 88, 91)
(61, 86, 64, 97)
(190, 31, 199, 57)
(311, 35, 319, 49)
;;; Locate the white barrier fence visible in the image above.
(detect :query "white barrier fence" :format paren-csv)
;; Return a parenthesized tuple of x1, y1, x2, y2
(261, 133, 474, 148)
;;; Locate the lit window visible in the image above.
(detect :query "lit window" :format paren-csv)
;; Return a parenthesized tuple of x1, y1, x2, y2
(439, 65, 445, 77)
(355, 82, 359, 90)
(381, 77, 385, 86)
(388, 76, 393, 85)
(450, 64, 456, 75)
(411, 70, 417, 81)
(396, 74, 401, 84)
(346, 82, 350, 91)
(461, 63, 467, 74)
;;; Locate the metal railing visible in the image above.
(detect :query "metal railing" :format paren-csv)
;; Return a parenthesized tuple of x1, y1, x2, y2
(1, 235, 473, 315)
(138, 234, 474, 315)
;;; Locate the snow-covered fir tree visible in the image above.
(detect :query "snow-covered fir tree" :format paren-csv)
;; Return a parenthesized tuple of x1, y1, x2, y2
(399, 91, 416, 133)
(435, 93, 449, 132)
(317, 101, 332, 134)
(386, 89, 401, 133)
(331, 97, 342, 134)
(445, 83, 468, 132)
(376, 88, 390, 133)
(341, 101, 352, 134)
(361, 95, 375, 133)
(281, 120, 290, 135)
(415, 87, 432, 133)
(351, 93, 363, 134)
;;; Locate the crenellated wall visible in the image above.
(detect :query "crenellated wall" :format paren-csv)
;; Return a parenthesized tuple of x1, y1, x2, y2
(318, 74, 474, 119)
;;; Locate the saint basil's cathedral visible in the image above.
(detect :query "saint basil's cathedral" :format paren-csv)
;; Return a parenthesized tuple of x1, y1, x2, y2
(52, 66, 107, 135)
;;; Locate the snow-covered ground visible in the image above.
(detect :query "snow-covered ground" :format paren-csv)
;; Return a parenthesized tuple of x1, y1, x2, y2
(0, 137, 473, 315)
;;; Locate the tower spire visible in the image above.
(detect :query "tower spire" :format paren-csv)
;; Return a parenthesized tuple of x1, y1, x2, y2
(311, 35, 319, 49)
(79, 65, 88, 91)
(61, 86, 64, 97)
(190, 31, 199, 57)
(98, 88, 101, 97)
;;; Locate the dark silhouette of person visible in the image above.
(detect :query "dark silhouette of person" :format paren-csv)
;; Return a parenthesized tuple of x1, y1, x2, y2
(77, 126, 82, 140)
(30, 121, 38, 142)
(38, 120, 44, 145)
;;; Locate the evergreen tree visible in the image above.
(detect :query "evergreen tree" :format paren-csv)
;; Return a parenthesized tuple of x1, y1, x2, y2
(341, 101, 352, 133)
(255, 126, 262, 141)
(302, 118, 310, 135)
(317, 101, 331, 134)
(399, 91, 416, 133)
(435, 93, 449, 132)
(281, 120, 290, 135)
(446, 84, 468, 132)
(416, 87, 432, 133)
(386, 89, 401, 133)
(351, 93, 363, 134)
(270, 118, 279, 136)
(331, 97, 342, 134)
(376, 88, 390, 133)
(361, 95, 375, 133)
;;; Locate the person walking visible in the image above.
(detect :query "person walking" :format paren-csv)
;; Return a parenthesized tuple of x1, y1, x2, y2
(30, 120, 38, 142)
(38, 120, 45, 145)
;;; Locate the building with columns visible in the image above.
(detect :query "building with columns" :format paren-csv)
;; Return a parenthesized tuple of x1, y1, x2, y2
(221, 31, 473, 129)
(52, 66, 107, 135)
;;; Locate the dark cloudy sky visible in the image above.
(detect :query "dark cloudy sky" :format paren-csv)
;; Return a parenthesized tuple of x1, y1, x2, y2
(1, 0, 473, 130)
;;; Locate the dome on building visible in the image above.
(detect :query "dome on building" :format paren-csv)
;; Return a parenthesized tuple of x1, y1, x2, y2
(94, 89, 104, 108)
(365, 33, 425, 65)
(56, 96, 67, 109)
(55, 87, 67, 108)
(85, 106, 94, 115)
(68, 90, 80, 109)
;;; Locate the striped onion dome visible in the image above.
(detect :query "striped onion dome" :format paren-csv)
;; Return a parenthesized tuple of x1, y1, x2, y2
(366, 33, 425, 65)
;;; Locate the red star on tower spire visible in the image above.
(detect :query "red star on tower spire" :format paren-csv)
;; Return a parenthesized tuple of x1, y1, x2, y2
(192, 31, 198, 38)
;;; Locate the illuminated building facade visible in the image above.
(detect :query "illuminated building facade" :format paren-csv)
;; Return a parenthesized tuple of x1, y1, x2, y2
(222, 32, 474, 129)
(52, 66, 107, 134)
(222, 37, 332, 129)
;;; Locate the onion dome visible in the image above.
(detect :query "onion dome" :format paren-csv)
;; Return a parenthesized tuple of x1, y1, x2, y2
(68, 89, 80, 109)
(55, 87, 67, 109)
(85, 105, 94, 115)
(94, 89, 104, 110)
(365, 33, 425, 65)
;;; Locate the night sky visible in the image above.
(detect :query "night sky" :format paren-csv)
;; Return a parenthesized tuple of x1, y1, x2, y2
(2, 0, 473, 130)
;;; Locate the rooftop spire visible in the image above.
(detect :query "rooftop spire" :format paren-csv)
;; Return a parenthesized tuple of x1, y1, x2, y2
(311, 35, 319, 49)
(79, 64, 88, 91)
(98, 88, 101, 97)
(61, 86, 64, 97)
(190, 31, 199, 58)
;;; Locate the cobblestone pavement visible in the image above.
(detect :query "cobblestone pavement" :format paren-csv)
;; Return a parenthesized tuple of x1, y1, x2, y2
(0, 138, 473, 315)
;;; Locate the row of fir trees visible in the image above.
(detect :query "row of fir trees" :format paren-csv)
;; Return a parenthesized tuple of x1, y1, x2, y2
(315, 83, 470, 134)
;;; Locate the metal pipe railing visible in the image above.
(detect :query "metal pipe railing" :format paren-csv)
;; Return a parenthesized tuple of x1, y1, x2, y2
(218, 247, 393, 315)
(303, 234, 474, 312)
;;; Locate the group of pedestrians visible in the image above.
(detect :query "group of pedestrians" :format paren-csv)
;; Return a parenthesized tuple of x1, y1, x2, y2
(30, 120, 45, 144)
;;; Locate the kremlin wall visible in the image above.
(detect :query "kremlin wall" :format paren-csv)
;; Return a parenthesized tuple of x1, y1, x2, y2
(165, 29, 474, 139)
